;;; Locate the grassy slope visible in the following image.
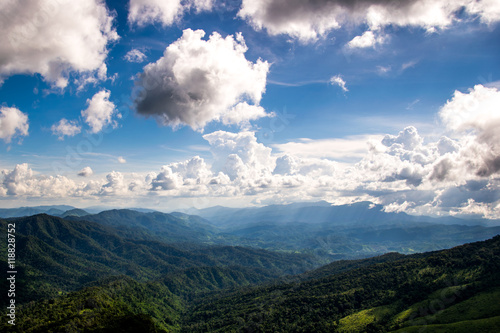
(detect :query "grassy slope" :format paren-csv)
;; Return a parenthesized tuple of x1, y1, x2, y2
(387, 287, 500, 332)
(390, 316, 500, 333)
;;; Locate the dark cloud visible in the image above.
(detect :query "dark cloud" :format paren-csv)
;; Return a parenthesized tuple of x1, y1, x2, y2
(477, 156, 500, 177)
(133, 29, 269, 130)
(239, 0, 498, 42)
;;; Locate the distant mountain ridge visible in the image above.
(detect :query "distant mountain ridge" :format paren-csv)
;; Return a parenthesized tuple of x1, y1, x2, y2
(67, 209, 220, 245)
(1, 201, 497, 226)
(3, 202, 500, 261)
(0, 205, 76, 218)
(188, 201, 497, 227)
(0, 214, 317, 306)
(60, 206, 500, 260)
(0, 205, 160, 218)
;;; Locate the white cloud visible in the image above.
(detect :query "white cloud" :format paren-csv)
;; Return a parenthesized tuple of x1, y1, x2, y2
(1, 163, 78, 197)
(221, 103, 269, 127)
(450, 198, 499, 219)
(347, 31, 386, 49)
(437, 84, 500, 178)
(124, 49, 147, 63)
(465, 0, 500, 24)
(0, 0, 118, 88)
(78, 166, 93, 177)
(329, 75, 348, 92)
(0, 107, 29, 144)
(81, 89, 119, 133)
(273, 135, 383, 163)
(382, 126, 423, 151)
(151, 156, 212, 190)
(100, 171, 128, 195)
(128, 0, 213, 27)
(203, 131, 275, 181)
(238, 0, 500, 43)
(2, 85, 500, 218)
(51, 118, 81, 140)
(134, 29, 271, 130)
(376, 66, 391, 75)
(401, 60, 418, 71)
(118, 156, 127, 164)
(440, 85, 500, 138)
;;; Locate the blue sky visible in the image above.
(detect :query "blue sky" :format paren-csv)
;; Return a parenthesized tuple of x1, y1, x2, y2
(0, 0, 499, 218)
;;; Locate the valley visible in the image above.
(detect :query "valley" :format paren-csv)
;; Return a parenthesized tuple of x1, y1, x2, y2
(1, 202, 499, 332)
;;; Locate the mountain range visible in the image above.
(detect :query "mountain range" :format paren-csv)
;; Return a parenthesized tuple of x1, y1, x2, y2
(1, 202, 500, 331)
(2, 202, 500, 261)
(1, 211, 499, 332)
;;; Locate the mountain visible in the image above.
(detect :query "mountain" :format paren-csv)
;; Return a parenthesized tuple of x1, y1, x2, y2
(68, 209, 221, 244)
(181, 235, 500, 332)
(4, 204, 500, 262)
(0, 214, 318, 306)
(179, 202, 500, 260)
(81, 206, 161, 214)
(61, 208, 90, 218)
(5, 276, 179, 332)
(0, 205, 75, 218)
(215, 219, 500, 260)
(61, 207, 500, 261)
(4, 234, 500, 332)
(189, 201, 498, 227)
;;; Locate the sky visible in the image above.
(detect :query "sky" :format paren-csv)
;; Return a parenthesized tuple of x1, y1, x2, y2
(0, 0, 499, 218)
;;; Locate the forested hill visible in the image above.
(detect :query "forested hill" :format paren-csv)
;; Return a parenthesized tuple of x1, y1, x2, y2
(60, 206, 500, 261)
(67, 209, 219, 244)
(1, 220, 499, 332)
(0, 214, 317, 306)
(182, 235, 500, 332)
(3, 204, 500, 262)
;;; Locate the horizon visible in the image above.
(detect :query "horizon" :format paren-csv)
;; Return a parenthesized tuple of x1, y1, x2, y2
(1, 0, 499, 219)
(2, 201, 500, 225)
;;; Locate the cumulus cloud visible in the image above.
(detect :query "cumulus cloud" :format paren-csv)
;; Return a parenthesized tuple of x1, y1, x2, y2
(0, 106, 29, 144)
(220, 103, 269, 127)
(100, 171, 128, 195)
(329, 75, 348, 92)
(355, 126, 433, 187)
(134, 29, 270, 130)
(450, 199, 499, 219)
(2, 85, 500, 218)
(203, 131, 275, 181)
(51, 118, 81, 140)
(118, 156, 127, 164)
(436, 85, 500, 178)
(78, 166, 94, 177)
(238, 0, 500, 43)
(1, 163, 78, 197)
(347, 31, 386, 49)
(151, 156, 212, 190)
(124, 49, 147, 63)
(0, 0, 118, 88)
(0, 164, 142, 199)
(273, 135, 382, 162)
(128, 0, 213, 27)
(382, 126, 423, 151)
(81, 90, 119, 133)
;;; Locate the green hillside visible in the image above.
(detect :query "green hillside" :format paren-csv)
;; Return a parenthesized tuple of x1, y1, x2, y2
(1, 214, 499, 332)
(0, 215, 317, 306)
(181, 236, 500, 332)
